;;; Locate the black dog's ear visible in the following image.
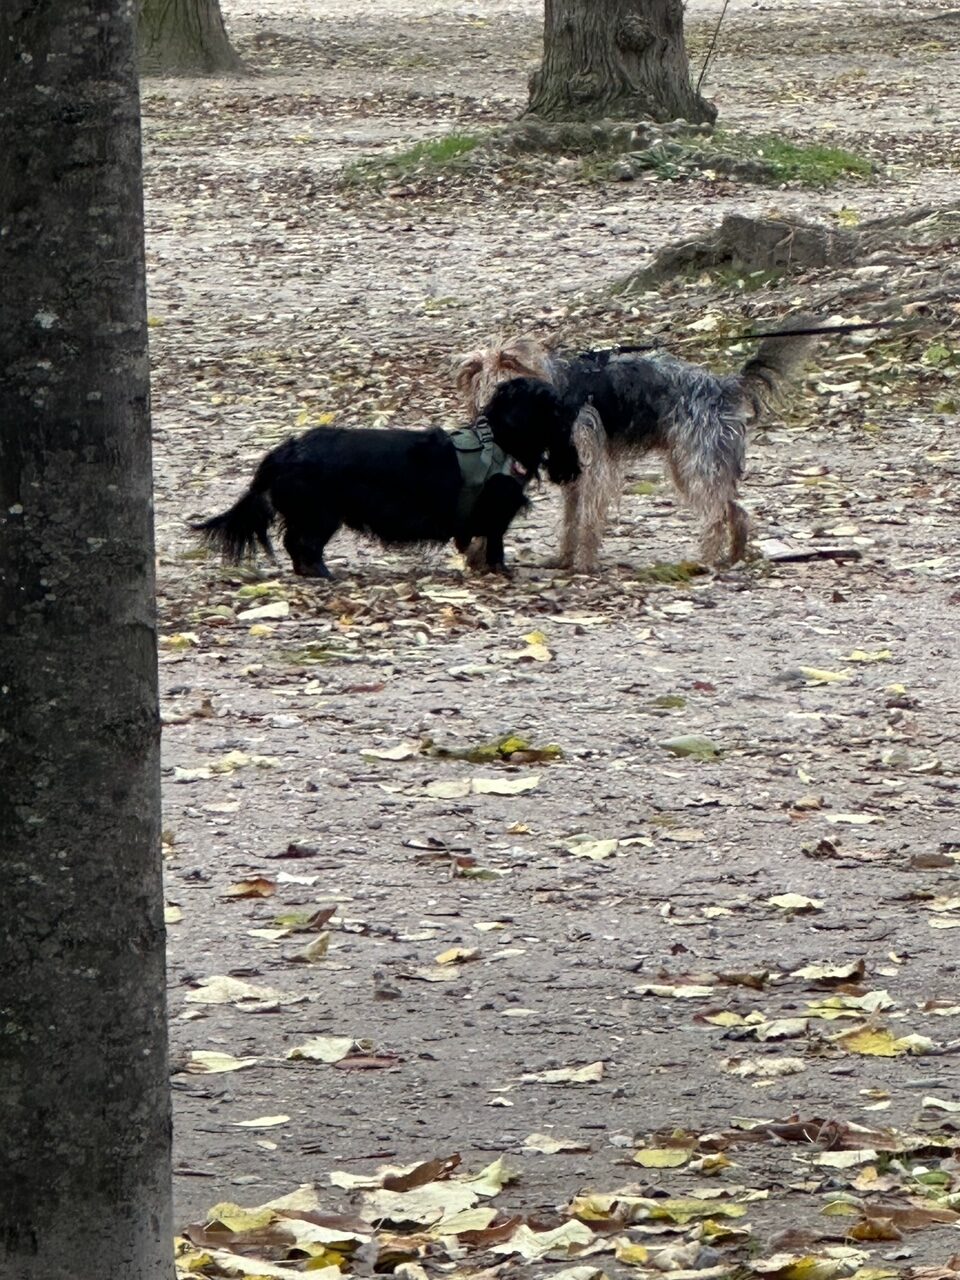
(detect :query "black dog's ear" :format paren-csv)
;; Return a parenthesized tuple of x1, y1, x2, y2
(544, 404, 581, 486)
(482, 378, 581, 486)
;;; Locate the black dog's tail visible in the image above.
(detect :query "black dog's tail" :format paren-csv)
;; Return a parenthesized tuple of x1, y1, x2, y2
(193, 449, 282, 562)
(739, 313, 820, 417)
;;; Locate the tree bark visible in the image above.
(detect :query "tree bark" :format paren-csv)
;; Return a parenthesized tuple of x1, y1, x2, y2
(0, 2, 173, 1278)
(527, 0, 717, 125)
(139, 0, 244, 75)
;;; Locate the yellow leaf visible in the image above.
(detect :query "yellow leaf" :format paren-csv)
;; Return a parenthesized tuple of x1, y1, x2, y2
(205, 1202, 276, 1232)
(844, 649, 892, 663)
(615, 1242, 650, 1266)
(568, 1194, 617, 1221)
(435, 947, 480, 965)
(429, 1207, 498, 1235)
(642, 1198, 747, 1224)
(832, 1026, 909, 1057)
(465, 1155, 516, 1196)
(160, 632, 199, 650)
(798, 667, 850, 684)
(633, 1147, 691, 1168)
(186, 1050, 259, 1074)
(767, 894, 823, 912)
(164, 905, 183, 925)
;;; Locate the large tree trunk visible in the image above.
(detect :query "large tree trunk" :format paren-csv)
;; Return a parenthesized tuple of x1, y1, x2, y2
(527, 0, 717, 125)
(0, 2, 173, 1277)
(139, 0, 244, 75)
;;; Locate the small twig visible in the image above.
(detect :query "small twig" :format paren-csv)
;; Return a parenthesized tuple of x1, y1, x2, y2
(696, 0, 732, 92)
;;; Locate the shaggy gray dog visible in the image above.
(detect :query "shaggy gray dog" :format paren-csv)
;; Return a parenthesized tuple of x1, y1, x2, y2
(456, 319, 818, 570)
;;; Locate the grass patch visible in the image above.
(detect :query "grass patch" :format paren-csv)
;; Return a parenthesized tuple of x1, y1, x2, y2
(341, 132, 484, 187)
(634, 560, 707, 585)
(729, 134, 873, 185)
(589, 127, 872, 190)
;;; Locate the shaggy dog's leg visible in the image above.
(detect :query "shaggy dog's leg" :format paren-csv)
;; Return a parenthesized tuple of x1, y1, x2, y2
(666, 452, 748, 567)
(726, 500, 751, 564)
(551, 481, 582, 568)
(563, 408, 623, 573)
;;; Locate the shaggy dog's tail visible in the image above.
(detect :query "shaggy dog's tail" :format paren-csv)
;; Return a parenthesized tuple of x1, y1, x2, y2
(193, 448, 283, 561)
(738, 313, 819, 416)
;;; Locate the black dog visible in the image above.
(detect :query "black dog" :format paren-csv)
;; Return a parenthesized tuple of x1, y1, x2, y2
(195, 378, 580, 578)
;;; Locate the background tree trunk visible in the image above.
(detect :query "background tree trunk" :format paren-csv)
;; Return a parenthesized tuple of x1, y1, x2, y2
(527, 0, 717, 125)
(139, 0, 244, 75)
(0, 2, 173, 1277)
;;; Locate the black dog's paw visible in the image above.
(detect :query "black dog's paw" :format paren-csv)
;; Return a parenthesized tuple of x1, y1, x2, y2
(294, 562, 334, 580)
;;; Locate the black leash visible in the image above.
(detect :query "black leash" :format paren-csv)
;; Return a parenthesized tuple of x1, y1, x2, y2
(579, 318, 902, 362)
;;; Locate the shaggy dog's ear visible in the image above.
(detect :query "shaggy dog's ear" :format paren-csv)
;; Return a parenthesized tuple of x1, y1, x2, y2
(455, 353, 484, 397)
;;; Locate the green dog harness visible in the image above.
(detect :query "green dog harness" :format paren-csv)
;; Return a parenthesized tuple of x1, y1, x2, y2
(449, 420, 524, 526)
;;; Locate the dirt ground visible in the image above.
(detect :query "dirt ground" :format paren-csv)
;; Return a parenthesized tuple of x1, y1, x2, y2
(145, 2, 960, 1275)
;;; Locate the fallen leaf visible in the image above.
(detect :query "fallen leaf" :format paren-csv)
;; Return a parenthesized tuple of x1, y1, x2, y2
(522, 1061, 604, 1084)
(633, 1146, 691, 1168)
(798, 667, 851, 685)
(491, 1220, 595, 1259)
(660, 734, 722, 760)
(472, 775, 540, 795)
(435, 946, 480, 965)
(767, 894, 824, 912)
(721, 1057, 807, 1079)
(230, 1115, 291, 1129)
(184, 1050, 259, 1074)
(563, 836, 620, 861)
(832, 1025, 933, 1056)
(237, 601, 290, 621)
(363, 1181, 478, 1226)
(523, 1133, 592, 1154)
(184, 975, 297, 1008)
(361, 742, 420, 761)
(816, 1149, 878, 1168)
(286, 1036, 355, 1063)
(224, 877, 277, 899)
(792, 960, 865, 983)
